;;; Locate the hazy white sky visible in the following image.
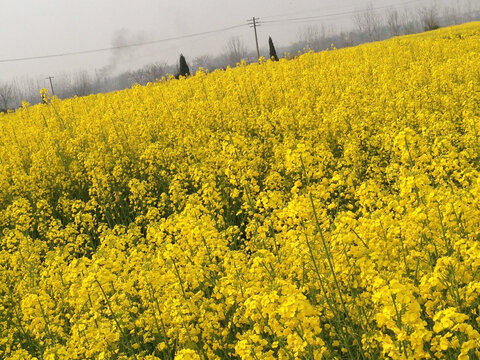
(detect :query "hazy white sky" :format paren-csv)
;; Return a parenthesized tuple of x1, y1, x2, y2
(0, 0, 464, 82)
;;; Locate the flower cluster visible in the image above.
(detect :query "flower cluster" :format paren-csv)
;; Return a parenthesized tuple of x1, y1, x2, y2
(1, 22, 480, 359)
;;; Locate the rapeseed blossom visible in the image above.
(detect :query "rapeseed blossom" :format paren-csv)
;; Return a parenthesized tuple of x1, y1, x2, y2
(0, 22, 480, 359)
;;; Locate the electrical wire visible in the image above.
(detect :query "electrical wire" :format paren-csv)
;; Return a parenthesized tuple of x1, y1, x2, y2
(109, 31, 229, 69)
(259, 0, 427, 25)
(0, 0, 434, 64)
(0, 23, 246, 63)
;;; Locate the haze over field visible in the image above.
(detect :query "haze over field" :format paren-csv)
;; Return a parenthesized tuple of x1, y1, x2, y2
(0, 0, 475, 82)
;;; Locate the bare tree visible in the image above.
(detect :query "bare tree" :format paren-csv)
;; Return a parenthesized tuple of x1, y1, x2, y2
(385, 9, 402, 37)
(298, 25, 320, 50)
(223, 36, 248, 67)
(127, 69, 147, 85)
(72, 71, 92, 96)
(442, 5, 461, 26)
(16, 77, 43, 105)
(418, 3, 440, 31)
(297, 24, 333, 51)
(458, 0, 480, 22)
(192, 55, 214, 72)
(0, 82, 17, 111)
(339, 31, 355, 48)
(353, 2, 383, 41)
(128, 62, 167, 85)
(145, 62, 168, 82)
(401, 8, 418, 34)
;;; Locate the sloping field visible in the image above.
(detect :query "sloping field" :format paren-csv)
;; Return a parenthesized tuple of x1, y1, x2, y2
(1, 22, 480, 360)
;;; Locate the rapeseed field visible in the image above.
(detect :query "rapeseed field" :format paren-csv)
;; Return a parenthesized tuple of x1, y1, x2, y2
(1, 22, 480, 360)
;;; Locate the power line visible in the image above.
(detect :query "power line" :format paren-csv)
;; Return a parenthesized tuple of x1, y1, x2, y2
(261, 0, 425, 20)
(259, 0, 427, 25)
(0, 0, 432, 65)
(106, 31, 229, 69)
(0, 23, 246, 64)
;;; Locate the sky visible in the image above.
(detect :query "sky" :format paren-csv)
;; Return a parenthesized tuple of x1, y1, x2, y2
(0, 0, 470, 84)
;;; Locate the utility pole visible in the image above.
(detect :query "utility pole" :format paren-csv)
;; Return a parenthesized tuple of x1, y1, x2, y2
(248, 17, 261, 60)
(45, 76, 55, 96)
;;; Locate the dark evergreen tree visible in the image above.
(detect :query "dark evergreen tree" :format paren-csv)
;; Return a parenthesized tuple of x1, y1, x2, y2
(178, 54, 190, 78)
(268, 36, 279, 61)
